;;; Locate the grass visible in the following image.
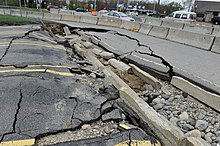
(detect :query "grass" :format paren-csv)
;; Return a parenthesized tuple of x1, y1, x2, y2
(0, 14, 37, 24)
(21, 8, 49, 13)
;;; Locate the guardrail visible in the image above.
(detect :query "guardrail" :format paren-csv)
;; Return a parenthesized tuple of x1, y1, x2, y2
(1, 8, 219, 54)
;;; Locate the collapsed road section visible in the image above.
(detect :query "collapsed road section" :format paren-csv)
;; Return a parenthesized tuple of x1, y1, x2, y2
(44, 21, 219, 146)
(0, 21, 219, 146)
(0, 24, 160, 146)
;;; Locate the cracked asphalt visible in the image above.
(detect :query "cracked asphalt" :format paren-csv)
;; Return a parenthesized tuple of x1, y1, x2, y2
(0, 25, 80, 142)
(0, 24, 158, 145)
(53, 20, 220, 95)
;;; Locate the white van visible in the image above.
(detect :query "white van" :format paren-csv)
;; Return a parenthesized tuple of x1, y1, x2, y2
(166, 11, 197, 22)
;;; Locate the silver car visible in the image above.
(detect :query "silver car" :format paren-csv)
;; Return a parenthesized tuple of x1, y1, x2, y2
(103, 11, 135, 22)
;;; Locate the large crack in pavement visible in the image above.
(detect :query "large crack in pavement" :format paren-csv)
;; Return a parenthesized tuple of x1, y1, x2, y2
(0, 28, 41, 62)
(0, 20, 68, 64)
(0, 24, 161, 144)
(0, 85, 23, 143)
(70, 27, 174, 77)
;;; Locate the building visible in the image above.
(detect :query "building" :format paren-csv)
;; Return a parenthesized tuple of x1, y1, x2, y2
(194, 0, 220, 21)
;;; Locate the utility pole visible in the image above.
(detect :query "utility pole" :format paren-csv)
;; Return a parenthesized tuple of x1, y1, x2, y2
(117, 0, 119, 11)
(188, 0, 192, 12)
(19, 0, 22, 16)
(153, 0, 156, 12)
(5, 0, 8, 6)
(19, 0, 22, 8)
(66, 0, 70, 10)
(94, 0, 96, 11)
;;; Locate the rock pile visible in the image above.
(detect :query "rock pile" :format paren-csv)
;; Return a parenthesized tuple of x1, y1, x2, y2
(138, 81, 220, 146)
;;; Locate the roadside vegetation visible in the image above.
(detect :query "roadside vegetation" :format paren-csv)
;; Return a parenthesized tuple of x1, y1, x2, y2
(0, 14, 37, 25)
(21, 8, 49, 13)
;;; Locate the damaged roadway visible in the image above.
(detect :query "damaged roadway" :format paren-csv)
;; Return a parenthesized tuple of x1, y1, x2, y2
(0, 24, 159, 145)
(51, 20, 220, 96)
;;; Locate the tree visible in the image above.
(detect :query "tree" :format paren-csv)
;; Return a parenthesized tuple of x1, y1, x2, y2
(7, 0, 18, 6)
(182, 0, 192, 8)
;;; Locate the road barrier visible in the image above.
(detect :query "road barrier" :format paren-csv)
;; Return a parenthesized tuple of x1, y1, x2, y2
(10, 9, 22, 17)
(59, 9, 74, 15)
(138, 24, 152, 35)
(50, 8, 59, 14)
(212, 27, 220, 37)
(97, 17, 122, 28)
(211, 36, 220, 54)
(0, 9, 4, 15)
(148, 26, 169, 39)
(61, 14, 81, 22)
(145, 17, 162, 26)
(4, 9, 11, 15)
(26, 11, 43, 19)
(183, 24, 213, 35)
(167, 28, 215, 50)
(50, 8, 74, 15)
(79, 15, 98, 24)
(43, 13, 61, 21)
(191, 21, 213, 27)
(21, 11, 27, 17)
(161, 20, 184, 29)
(120, 21, 141, 32)
(2, 8, 220, 55)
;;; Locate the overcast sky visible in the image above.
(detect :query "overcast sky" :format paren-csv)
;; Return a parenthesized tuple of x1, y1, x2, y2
(161, 0, 220, 4)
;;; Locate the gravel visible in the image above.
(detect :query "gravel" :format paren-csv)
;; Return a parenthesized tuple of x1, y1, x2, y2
(137, 80, 220, 145)
(37, 120, 121, 146)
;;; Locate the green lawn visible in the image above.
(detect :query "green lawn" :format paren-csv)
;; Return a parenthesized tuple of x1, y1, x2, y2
(21, 8, 49, 13)
(0, 15, 37, 24)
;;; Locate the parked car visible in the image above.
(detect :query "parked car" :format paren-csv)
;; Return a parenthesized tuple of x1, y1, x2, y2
(147, 11, 165, 18)
(212, 16, 220, 25)
(103, 11, 135, 22)
(126, 11, 138, 16)
(99, 9, 109, 16)
(75, 8, 88, 12)
(165, 11, 196, 22)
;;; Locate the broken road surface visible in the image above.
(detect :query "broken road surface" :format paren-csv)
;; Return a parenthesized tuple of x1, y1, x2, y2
(0, 24, 159, 145)
(54, 20, 220, 95)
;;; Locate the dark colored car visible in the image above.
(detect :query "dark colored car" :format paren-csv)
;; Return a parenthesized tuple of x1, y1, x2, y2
(212, 16, 220, 25)
(148, 11, 165, 18)
(75, 8, 88, 12)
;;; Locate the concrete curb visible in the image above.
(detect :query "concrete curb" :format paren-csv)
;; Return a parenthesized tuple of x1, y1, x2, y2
(103, 68, 185, 146)
(179, 137, 211, 146)
(129, 64, 162, 90)
(108, 59, 132, 73)
(171, 76, 220, 112)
